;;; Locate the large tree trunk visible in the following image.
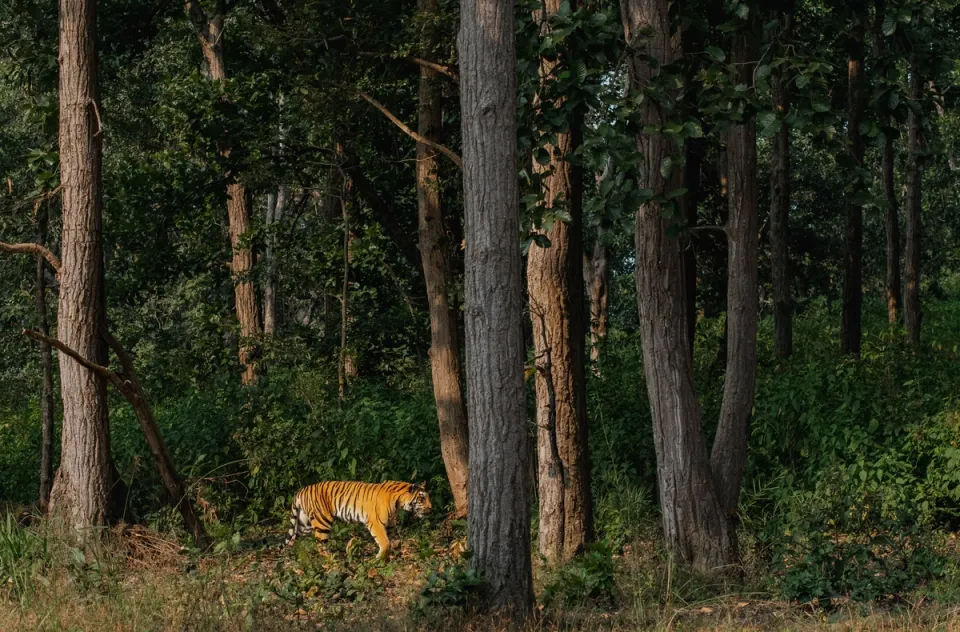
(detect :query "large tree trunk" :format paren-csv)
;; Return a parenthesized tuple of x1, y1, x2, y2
(770, 10, 793, 359)
(527, 0, 591, 565)
(416, 0, 470, 518)
(36, 205, 56, 509)
(620, 0, 733, 571)
(584, 238, 608, 371)
(459, 0, 533, 615)
(904, 59, 923, 345)
(49, 0, 112, 533)
(841, 3, 866, 356)
(186, 1, 261, 384)
(710, 30, 759, 521)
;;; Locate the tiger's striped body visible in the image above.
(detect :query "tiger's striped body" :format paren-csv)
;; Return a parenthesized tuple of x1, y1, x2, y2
(285, 481, 432, 559)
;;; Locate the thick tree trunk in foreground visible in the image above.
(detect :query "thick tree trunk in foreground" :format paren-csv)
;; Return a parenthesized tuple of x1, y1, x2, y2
(710, 30, 759, 521)
(842, 4, 866, 356)
(49, 0, 113, 534)
(770, 11, 793, 358)
(186, 0, 261, 383)
(620, 0, 733, 571)
(417, 0, 470, 517)
(584, 238, 608, 371)
(459, 0, 533, 614)
(904, 60, 923, 345)
(36, 205, 56, 509)
(527, 0, 591, 566)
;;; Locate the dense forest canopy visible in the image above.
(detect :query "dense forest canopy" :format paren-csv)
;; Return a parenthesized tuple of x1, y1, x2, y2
(1, 0, 960, 627)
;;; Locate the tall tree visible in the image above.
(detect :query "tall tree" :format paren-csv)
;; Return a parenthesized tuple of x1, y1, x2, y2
(185, 0, 262, 384)
(770, 4, 794, 358)
(49, 0, 112, 532)
(904, 57, 923, 345)
(459, 0, 533, 614)
(526, 0, 592, 565)
(841, 0, 867, 356)
(36, 203, 56, 508)
(416, 0, 470, 516)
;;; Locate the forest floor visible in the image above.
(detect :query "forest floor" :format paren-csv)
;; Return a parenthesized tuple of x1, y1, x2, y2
(3, 516, 960, 631)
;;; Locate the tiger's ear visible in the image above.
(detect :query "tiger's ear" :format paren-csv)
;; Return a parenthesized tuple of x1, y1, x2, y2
(411, 481, 426, 491)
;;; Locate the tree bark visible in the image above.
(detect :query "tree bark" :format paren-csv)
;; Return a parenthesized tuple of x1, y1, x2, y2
(842, 3, 866, 356)
(584, 238, 608, 372)
(526, 0, 591, 565)
(681, 140, 702, 360)
(620, 0, 733, 572)
(770, 11, 793, 358)
(459, 0, 533, 615)
(417, 0, 470, 518)
(48, 0, 113, 534)
(904, 59, 923, 345)
(710, 29, 759, 522)
(263, 186, 285, 335)
(338, 182, 352, 402)
(186, 0, 261, 383)
(36, 204, 56, 509)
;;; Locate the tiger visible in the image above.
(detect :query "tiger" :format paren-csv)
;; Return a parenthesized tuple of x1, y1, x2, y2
(284, 480, 432, 559)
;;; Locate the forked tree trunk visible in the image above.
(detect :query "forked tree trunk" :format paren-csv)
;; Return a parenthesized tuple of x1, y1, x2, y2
(527, 0, 591, 565)
(584, 238, 608, 371)
(770, 10, 793, 358)
(186, 0, 261, 383)
(904, 59, 923, 345)
(36, 205, 56, 509)
(459, 0, 533, 615)
(49, 0, 113, 533)
(711, 30, 759, 521)
(842, 3, 866, 356)
(620, 0, 734, 571)
(416, 0, 470, 517)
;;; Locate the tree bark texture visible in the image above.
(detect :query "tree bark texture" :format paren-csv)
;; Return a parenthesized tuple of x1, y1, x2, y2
(459, 0, 534, 614)
(186, 1, 261, 383)
(770, 12, 793, 358)
(584, 238, 608, 371)
(526, 0, 591, 565)
(711, 30, 759, 521)
(620, 0, 733, 572)
(417, 0, 470, 518)
(904, 59, 923, 345)
(842, 5, 866, 356)
(49, 0, 113, 533)
(681, 140, 702, 360)
(263, 186, 285, 335)
(36, 205, 56, 509)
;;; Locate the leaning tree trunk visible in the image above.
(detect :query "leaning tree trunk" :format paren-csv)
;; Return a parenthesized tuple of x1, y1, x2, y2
(620, 0, 733, 571)
(904, 59, 923, 346)
(710, 30, 759, 525)
(459, 0, 533, 615)
(36, 204, 56, 509)
(186, 1, 261, 383)
(770, 10, 793, 359)
(842, 3, 866, 356)
(49, 0, 112, 533)
(527, 0, 591, 566)
(417, 0, 470, 517)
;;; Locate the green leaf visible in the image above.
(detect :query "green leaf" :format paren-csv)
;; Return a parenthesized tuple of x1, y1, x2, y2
(705, 46, 726, 62)
(756, 65, 771, 80)
(796, 75, 811, 89)
(882, 14, 897, 36)
(660, 156, 674, 179)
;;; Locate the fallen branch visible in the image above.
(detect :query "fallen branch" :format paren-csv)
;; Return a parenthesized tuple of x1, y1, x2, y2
(22, 329, 209, 550)
(0, 242, 62, 273)
(351, 88, 463, 169)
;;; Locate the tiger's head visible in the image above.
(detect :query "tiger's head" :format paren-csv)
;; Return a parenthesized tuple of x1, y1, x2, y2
(404, 482, 432, 518)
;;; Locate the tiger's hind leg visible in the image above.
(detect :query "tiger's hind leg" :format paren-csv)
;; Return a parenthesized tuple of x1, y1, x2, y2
(311, 517, 332, 553)
(285, 502, 313, 547)
(367, 520, 391, 560)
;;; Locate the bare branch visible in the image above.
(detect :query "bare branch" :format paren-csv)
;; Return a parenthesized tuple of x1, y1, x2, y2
(0, 242, 62, 272)
(351, 89, 463, 169)
(22, 329, 120, 387)
(357, 52, 459, 84)
(690, 225, 728, 238)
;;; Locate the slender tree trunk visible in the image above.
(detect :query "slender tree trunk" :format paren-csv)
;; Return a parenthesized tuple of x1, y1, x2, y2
(36, 205, 56, 509)
(710, 29, 759, 523)
(186, 1, 261, 383)
(620, 0, 733, 571)
(584, 238, 608, 371)
(526, 0, 591, 566)
(459, 0, 533, 614)
(417, 0, 470, 517)
(874, 0, 901, 326)
(263, 186, 285, 335)
(842, 3, 866, 356)
(770, 11, 793, 358)
(904, 59, 923, 345)
(49, 0, 112, 533)
(681, 140, 702, 360)
(338, 182, 351, 402)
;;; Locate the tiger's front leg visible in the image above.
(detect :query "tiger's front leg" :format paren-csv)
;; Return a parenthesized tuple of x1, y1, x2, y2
(368, 521, 391, 560)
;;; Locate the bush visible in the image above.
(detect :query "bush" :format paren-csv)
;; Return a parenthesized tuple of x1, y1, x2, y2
(541, 541, 618, 607)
